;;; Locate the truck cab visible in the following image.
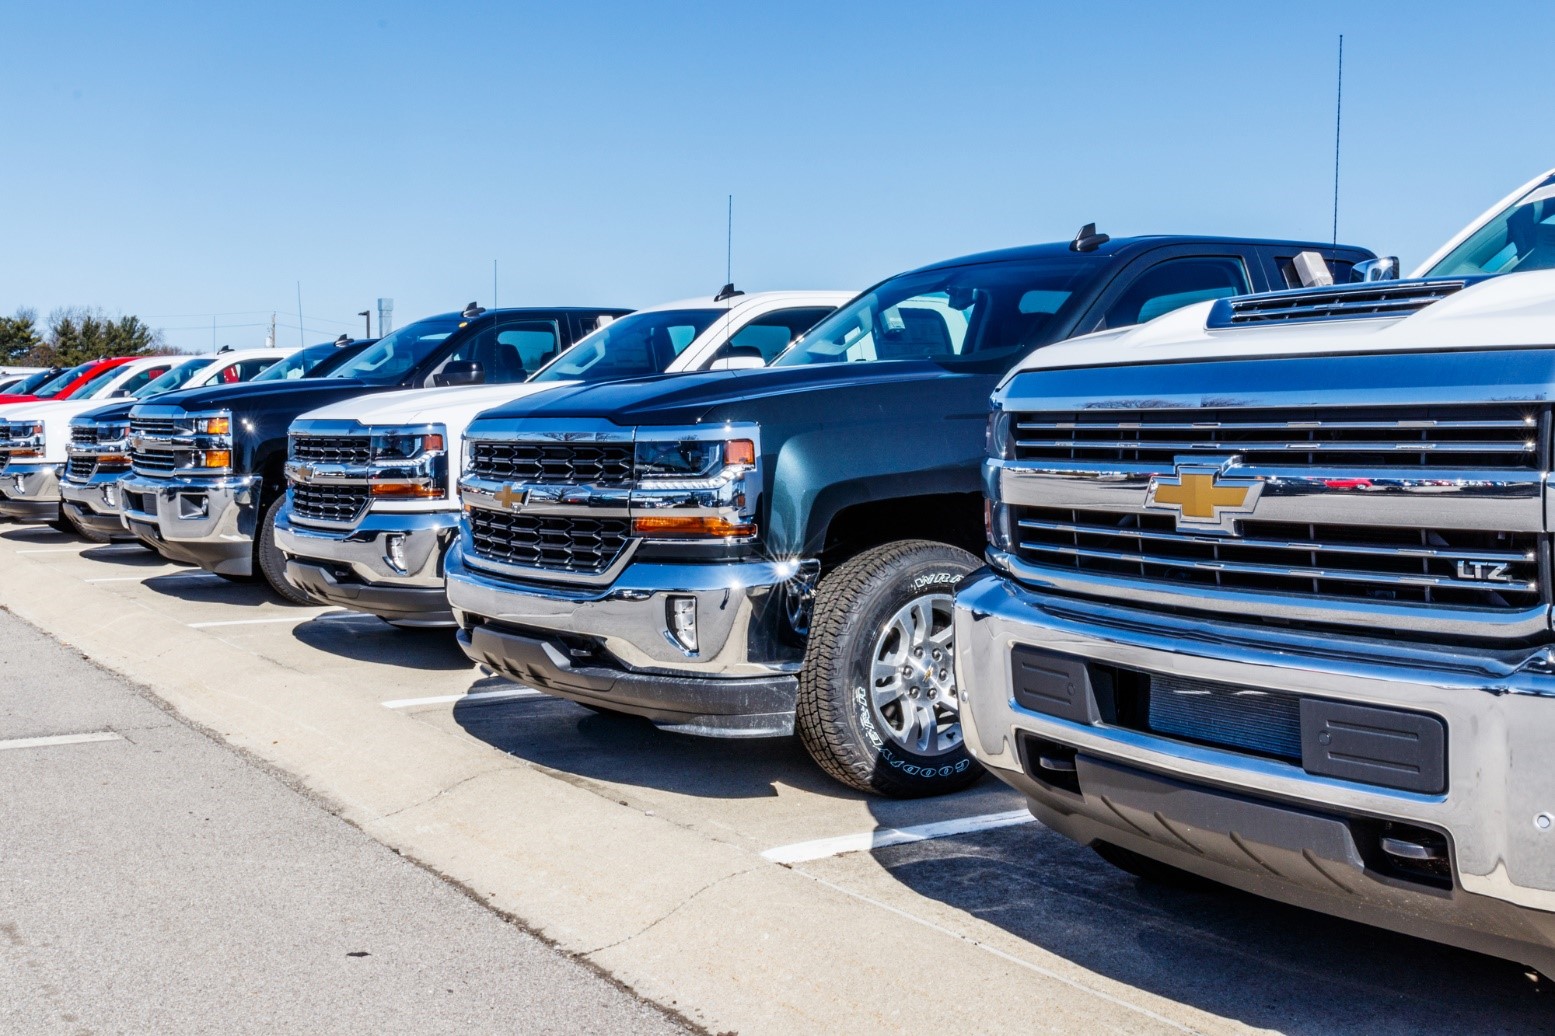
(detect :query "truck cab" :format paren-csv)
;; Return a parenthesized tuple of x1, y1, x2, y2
(956, 170, 1555, 975)
(276, 290, 850, 625)
(120, 307, 627, 595)
(444, 233, 1372, 796)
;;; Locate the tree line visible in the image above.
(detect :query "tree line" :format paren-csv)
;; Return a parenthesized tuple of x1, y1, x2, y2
(0, 307, 166, 368)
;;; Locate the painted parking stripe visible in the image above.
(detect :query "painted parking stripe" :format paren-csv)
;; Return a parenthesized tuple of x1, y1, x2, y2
(86, 572, 219, 584)
(0, 731, 123, 752)
(761, 809, 1037, 864)
(16, 547, 87, 554)
(381, 688, 545, 710)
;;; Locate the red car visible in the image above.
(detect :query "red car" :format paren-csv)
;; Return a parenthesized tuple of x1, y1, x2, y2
(0, 357, 139, 406)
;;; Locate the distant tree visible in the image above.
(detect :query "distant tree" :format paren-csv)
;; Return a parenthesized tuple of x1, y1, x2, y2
(38, 307, 165, 366)
(0, 308, 44, 364)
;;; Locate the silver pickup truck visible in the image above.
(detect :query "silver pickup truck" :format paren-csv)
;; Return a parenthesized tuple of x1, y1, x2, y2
(957, 172, 1555, 975)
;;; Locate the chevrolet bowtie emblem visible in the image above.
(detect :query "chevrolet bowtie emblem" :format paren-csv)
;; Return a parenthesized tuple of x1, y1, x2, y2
(294, 464, 316, 482)
(1145, 459, 1262, 534)
(495, 484, 527, 510)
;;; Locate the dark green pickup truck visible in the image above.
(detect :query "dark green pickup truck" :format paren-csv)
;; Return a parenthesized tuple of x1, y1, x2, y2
(446, 232, 1373, 796)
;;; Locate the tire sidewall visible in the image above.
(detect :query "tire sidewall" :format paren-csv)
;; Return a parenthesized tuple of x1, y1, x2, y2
(827, 545, 979, 790)
(258, 493, 310, 604)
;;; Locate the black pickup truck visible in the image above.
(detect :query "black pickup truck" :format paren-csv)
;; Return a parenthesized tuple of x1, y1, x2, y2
(120, 305, 629, 599)
(446, 232, 1374, 796)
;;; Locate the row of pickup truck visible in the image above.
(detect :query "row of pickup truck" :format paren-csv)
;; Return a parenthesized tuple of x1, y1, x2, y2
(5, 168, 1555, 977)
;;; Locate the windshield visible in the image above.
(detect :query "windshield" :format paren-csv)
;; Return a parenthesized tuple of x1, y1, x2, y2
(325, 317, 463, 385)
(33, 363, 98, 399)
(8, 370, 57, 395)
(772, 259, 1100, 369)
(532, 309, 723, 383)
(72, 364, 132, 399)
(137, 358, 208, 397)
(1426, 176, 1555, 277)
(255, 342, 336, 381)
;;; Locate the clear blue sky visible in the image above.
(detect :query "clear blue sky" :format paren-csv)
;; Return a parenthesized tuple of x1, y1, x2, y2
(2, 1, 1548, 352)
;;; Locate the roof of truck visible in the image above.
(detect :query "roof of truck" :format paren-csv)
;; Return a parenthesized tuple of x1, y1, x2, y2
(915, 235, 1371, 273)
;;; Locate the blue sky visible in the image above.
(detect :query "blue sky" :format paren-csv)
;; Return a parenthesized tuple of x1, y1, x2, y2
(2, 1, 1548, 352)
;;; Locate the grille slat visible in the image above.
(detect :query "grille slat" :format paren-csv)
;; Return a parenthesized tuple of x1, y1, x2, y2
(131, 448, 180, 476)
(130, 416, 181, 439)
(469, 442, 633, 485)
(66, 456, 96, 479)
(468, 509, 630, 574)
(291, 484, 369, 524)
(1011, 504, 1541, 611)
(292, 434, 371, 466)
(71, 426, 100, 446)
(1011, 406, 1539, 470)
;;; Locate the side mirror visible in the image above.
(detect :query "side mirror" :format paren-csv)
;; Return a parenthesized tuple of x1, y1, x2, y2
(434, 360, 484, 387)
(707, 356, 766, 371)
(111, 388, 132, 398)
(1351, 257, 1401, 282)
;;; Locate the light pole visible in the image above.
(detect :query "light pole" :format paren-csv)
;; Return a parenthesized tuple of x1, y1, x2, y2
(357, 311, 371, 340)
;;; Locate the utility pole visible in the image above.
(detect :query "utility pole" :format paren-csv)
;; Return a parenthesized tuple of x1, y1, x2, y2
(267, 312, 276, 348)
(357, 310, 371, 339)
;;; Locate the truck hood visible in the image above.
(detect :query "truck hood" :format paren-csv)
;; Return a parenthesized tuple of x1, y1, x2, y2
(474, 362, 958, 427)
(298, 381, 576, 428)
(74, 399, 137, 424)
(0, 398, 118, 423)
(150, 377, 376, 414)
(1017, 270, 1555, 373)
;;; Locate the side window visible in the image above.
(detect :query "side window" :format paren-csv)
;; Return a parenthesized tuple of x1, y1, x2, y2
(1098, 257, 1251, 330)
(117, 365, 170, 394)
(215, 359, 275, 384)
(436, 320, 561, 385)
(833, 293, 972, 363)
(713, 306, 837, 365)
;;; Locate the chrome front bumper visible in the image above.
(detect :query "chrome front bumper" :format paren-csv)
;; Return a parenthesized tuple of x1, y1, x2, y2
(446, 544, 801, 736)
(59, 469, 130, 537)
(119, 472, 262, 575)
(954, 568, 1555, 974)
(275, 507, 458, 624)
(0, 462, 63, 521)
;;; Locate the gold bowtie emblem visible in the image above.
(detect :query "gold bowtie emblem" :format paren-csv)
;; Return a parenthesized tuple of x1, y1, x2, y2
(495, 484, 527, 509)
(1145, 462, 1261, 533)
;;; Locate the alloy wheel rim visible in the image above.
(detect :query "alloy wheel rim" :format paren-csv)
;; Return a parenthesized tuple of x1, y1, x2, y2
(867, 592, 961, 756)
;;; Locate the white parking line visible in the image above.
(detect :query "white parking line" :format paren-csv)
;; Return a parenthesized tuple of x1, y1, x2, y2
(0, 731, 123, 752)
(381, 688, 544, 710)
(16, 547, 87, 555)
(761, 809, 1037, 864)
(187, 612, 378, 629)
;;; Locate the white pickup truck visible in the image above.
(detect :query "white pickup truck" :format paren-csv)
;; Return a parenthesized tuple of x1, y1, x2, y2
(275, 290, 852, 624)
(957, 169, 1555, 975)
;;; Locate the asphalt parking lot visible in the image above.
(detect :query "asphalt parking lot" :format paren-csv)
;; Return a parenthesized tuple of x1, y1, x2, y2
(2, 522, 1551, 1034)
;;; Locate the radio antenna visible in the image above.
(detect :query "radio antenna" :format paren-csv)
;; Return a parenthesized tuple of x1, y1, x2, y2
(1331, 34, 1343, 245)
(725, 194, 733, 287)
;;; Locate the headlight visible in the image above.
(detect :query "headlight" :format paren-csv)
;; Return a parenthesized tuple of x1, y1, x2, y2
(192, 413, 231, 435)
(6, 422, 44, 458)
(370, 429, 445, 461)
(635, 438, 755, 479)
(986, 407, 1013, 460)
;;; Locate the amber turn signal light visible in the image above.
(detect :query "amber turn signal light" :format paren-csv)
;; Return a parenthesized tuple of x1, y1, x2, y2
(199, 450, 232, 469)
(370, 483, 443, 498)
(632, 514, 756, 538)
(723, 439, 756, 467)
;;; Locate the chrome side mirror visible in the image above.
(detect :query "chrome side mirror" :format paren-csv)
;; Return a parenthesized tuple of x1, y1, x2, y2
(1351, 257, 1401, 282)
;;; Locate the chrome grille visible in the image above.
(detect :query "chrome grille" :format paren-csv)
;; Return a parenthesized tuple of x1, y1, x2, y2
(66, 456, 96, 480)
(1207, 280, 1467, 327)
(469, 441, 634, 485)
(1011, 505, 1541, 612)
(468, 510, 630, 574)
(290, 484, 370, 524)
(130, 447, 181, 476)
(292, 433, 370, 466)
(1011, 405, 1540, 471)
(71, 426, 100, 446)
(131, 416, 182, 439)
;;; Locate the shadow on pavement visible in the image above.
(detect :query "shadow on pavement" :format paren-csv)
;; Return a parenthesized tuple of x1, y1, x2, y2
(82, 544, 192, 567)
(0, 525, 71, 543)
(871, 818, 1548, 1031)
(452, 690, 854, 802)
(291, 621, 473, 671)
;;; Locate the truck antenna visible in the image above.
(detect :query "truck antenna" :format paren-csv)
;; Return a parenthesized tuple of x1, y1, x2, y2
(1332, 34, 1343, 245)
(725, 194, 733, 289)
(295, 281, 305, 347)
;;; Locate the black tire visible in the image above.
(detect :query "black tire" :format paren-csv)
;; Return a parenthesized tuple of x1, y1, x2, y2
(796, 539, 984, 798)
(1092, 842, 1217, 890)
(256, 494, 313, 605)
